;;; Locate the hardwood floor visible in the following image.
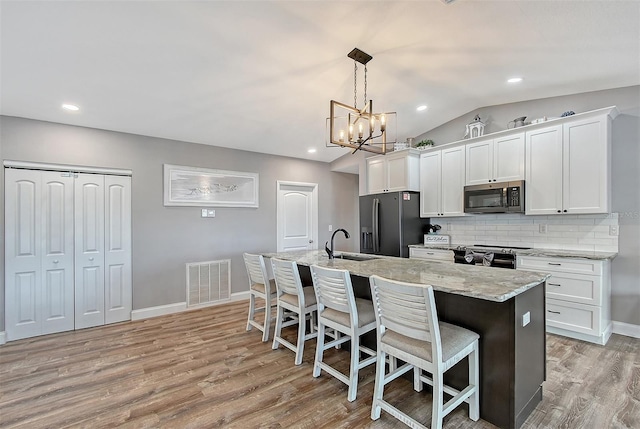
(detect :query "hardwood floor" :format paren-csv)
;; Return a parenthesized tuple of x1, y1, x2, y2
(1, 300, 638, 428)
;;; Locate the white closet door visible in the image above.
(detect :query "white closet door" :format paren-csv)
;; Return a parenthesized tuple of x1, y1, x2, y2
(41, 172, 75, 334)
(74, 174, 105, 329)
(104, 175, 132, 324)
(5, 169, 43, 340)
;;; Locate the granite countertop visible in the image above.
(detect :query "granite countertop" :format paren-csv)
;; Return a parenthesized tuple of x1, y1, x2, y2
(263, 250, 549, 303)
(408, 244, 618, 261)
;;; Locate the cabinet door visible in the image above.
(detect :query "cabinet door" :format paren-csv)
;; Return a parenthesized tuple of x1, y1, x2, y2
(526, 125, 563, 215)
(420, 152, 442, 217)
(493, 133, 525, 182)
(75, 174, 106, 329)
(366, 157, 387, 194)
(441, 146, 466, 216)
(465, 139, 493, 185)
(386, 154, 408, 192)
(563, 117, 609, 214)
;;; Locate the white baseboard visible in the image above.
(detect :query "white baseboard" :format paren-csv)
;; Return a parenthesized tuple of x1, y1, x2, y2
(0, 331, 6, 345)
(612, 321, 640, 339)
(131, 291, 250, 321)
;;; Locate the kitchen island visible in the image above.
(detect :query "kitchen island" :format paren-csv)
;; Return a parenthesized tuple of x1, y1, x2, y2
(263, 249, 550, 429)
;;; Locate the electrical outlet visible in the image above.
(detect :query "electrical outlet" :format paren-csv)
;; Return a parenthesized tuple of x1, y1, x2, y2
(328, 224, 333, 232)
(207, 209, 216, 217)
(522, 311, 530, 327)
(539, 224, 547, 234)
(609, 225, 619, 236)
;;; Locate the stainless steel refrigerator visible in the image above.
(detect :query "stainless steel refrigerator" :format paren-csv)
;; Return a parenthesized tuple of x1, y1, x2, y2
(359, 191, 427, 258)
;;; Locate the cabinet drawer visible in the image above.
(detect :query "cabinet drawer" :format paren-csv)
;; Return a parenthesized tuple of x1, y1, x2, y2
(409, 248, 454, 262)
(546, 299, 601, 336)
(546, 273, 602, 306)
(517, 256, 602, 275)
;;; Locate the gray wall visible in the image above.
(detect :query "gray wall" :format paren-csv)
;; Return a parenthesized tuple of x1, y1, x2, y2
(0, 117, 359, 331)
(415, 85, 640, 326)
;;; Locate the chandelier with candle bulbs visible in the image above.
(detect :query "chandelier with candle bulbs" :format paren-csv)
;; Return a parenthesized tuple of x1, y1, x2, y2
(326, 48, 397, 155)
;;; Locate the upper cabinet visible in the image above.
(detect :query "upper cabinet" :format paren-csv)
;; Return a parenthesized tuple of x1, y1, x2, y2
(526, 110, 615, 215)
(420, 146, 466, 218)
(365, 150, 420, 194)
(465, 133, 525, 185)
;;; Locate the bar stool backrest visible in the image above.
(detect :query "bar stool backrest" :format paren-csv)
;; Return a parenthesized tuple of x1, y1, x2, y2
(271, 258, 306, 304)
(243, 253, 270, 292)
(310, 265, 357, 325)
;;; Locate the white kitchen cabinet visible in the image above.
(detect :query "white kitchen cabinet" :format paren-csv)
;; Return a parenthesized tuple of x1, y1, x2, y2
(409, 247, 454, 263)
(525, 111, 613, 215)
(465, 133, 524, 185)
(420, 146, 465, 217)
(365, 150, 420, 194)
(517, 255, 611, 345)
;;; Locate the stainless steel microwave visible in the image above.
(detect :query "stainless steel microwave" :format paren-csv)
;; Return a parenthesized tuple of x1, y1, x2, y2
(464, 180, 525, 213)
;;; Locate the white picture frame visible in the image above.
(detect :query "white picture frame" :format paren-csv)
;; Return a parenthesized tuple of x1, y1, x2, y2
(163, 164, 259, 208)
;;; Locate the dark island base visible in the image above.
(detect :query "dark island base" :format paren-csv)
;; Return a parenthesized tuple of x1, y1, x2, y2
(298, 265, 546, 429)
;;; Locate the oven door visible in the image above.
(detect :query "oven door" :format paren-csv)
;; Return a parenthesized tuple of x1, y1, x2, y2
(464, 184, 508, 213)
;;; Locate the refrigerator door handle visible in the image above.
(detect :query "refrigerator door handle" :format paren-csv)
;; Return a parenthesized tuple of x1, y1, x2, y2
(373, 198, 380, 253)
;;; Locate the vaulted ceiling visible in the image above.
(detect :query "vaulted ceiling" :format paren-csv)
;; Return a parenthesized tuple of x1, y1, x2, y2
(2, 0, 639, 163)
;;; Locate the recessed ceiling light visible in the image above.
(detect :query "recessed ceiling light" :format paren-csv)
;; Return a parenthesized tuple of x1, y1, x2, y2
(507, 77, 523, 84)
(417, 105, 428, 112)
(62, 103, 80, 111)
(307, 148, 317, 153)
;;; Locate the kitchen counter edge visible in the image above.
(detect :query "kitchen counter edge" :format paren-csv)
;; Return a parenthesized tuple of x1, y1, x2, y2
(408, 244, 618, 261)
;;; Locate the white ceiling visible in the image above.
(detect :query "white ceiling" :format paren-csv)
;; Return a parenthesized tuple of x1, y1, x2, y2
(2, 1, 639, 163)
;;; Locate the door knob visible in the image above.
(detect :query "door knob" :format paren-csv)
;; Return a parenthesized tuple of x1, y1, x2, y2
(53, 260, 59, 264)
(89, 257, 94, 261)
(308, 240, 313, 243)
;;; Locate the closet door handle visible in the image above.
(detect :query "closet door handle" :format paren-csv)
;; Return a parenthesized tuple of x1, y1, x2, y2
(89, 257, 94, 261)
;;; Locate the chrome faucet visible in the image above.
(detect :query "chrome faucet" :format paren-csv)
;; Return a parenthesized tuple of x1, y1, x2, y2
(325, 228, 350, 259)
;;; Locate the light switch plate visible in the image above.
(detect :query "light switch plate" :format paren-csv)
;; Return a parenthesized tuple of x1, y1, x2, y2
(201, 209, 208, 218)
(207, 209, 216, 217)
(539, 224, 547, 234)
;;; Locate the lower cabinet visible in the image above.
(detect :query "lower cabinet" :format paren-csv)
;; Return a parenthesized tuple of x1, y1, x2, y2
(409, 247, 454, 263)
(517, 255, 611, 345)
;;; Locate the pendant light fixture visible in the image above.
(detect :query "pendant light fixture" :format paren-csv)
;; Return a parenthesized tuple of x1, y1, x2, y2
(326, 48, 397, 155)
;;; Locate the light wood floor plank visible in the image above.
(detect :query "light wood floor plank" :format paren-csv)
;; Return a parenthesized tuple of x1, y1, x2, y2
(1, 300, 638, 428)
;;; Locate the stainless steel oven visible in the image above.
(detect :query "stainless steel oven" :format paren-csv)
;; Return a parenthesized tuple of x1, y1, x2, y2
(464, 180, 524, 214)
(453, 245, 531, 269)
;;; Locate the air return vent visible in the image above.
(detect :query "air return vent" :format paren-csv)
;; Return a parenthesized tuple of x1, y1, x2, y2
(186, 259, 231, 307)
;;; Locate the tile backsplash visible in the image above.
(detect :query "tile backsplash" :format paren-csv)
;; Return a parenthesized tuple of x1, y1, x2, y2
(436, 213, 619, 253)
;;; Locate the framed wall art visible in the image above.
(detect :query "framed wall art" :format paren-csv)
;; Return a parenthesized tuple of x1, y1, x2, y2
(163, 164, 259, 208)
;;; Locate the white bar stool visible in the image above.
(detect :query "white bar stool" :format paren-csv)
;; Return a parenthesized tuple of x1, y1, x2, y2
(369, 275, 480, 429)
(310, 264, 377, 402)
(270, 258, 318, 365)
(243, 252, 277, 342)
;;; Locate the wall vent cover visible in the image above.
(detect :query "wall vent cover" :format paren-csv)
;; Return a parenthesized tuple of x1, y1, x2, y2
(186, 259, 231, 307)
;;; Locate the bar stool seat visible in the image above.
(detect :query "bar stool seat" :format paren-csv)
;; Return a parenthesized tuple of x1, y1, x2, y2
(243, 252, 277, 342)
(271, 258, 318, 365)
(369, 274, 480, 429)
(310, 264, 377, 402)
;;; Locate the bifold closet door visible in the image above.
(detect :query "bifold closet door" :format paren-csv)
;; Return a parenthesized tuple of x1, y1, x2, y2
(5, 169, 75, 341)
(74, 174, 106, 329)
(104, 175, 132, 324)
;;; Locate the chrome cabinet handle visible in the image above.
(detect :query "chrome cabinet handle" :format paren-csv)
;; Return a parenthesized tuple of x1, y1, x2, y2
(309, 240, 313, 243)
(548, 263, 562, 266)
(548, 310, 561, 314)
(548, 283, 561, 286)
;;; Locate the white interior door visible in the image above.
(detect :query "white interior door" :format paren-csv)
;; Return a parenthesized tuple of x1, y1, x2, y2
(277, 181, 318, 252)
(104, 175, 132, 324)
(41, 172, 75, 335)
(5, 169, 43, 340)
(5, 169, 75, 340)
(74, 173, 106, 329)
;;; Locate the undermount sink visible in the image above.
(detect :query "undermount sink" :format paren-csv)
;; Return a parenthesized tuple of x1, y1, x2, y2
(335, 253, 379, 262)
